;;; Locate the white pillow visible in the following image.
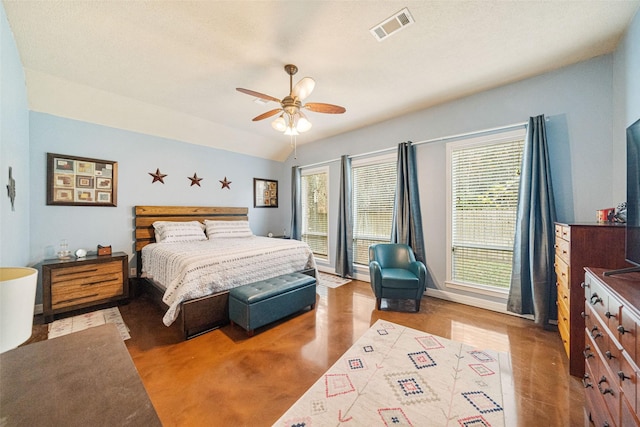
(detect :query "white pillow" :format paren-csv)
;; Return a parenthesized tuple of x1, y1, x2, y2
(204, 220, 253, 239)
(153, 221, 207, 243)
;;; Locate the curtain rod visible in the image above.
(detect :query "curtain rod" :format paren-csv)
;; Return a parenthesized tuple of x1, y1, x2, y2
(297, 120, 529, 169)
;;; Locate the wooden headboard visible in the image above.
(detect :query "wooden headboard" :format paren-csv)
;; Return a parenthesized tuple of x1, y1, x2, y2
(134, 205, 249, 252)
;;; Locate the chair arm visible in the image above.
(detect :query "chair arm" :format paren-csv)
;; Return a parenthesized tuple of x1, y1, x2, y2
(408, 261, 427, 292)
(369, 260, 383, 294)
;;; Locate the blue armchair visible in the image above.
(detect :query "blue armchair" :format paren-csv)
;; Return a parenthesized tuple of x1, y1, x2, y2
(369, 244, 426, 312)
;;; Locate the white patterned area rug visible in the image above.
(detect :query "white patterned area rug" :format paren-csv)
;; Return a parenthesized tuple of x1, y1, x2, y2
(317, 271, 352, 289)
(48, 307, 130, 341)
(274, 319, 515, 427)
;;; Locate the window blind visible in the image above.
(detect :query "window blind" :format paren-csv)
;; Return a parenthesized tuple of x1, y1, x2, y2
(352, 158, 397, 265)
(301, 171, 328, 256)
(451, 139, 524, 288)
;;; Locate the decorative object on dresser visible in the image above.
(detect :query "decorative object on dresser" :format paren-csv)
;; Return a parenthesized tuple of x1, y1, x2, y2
(554, 222, 630, 377)
(582, 267, 640, 426)
(41, 252, 128, 323)
(46, 153, 117, 206)
(97, 244, 112, 256)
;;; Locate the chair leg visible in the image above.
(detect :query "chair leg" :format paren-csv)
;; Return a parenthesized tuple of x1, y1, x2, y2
(415, 299, 421, 312)
(376, 298, 381, 310)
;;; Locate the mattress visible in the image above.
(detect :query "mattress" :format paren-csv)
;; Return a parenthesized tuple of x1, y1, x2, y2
(141, 236, 316, 325)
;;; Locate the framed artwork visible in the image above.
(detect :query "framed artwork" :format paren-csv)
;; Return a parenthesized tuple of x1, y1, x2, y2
(47, 153, 118, 206)
(254, 178, 278, 208)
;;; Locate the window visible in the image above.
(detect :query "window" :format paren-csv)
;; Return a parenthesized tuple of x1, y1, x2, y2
(446, 129, 525, 293)
(301, 167, 328, 257)
(352, 154, 397, 265)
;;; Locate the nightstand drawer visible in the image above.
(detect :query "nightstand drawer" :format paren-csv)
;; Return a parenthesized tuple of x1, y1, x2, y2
(42, 252, 128, 322)
(51, 263, 123, 310)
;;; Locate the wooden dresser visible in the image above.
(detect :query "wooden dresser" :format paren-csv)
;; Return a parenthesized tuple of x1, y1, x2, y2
(554, 222, 628, 377)
(583, 267, 640, 426)
(42, 252, 129, 322)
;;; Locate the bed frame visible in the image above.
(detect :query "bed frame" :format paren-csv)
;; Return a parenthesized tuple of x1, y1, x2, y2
(134, 205, 249, 339)
(134, 205, 315, 340)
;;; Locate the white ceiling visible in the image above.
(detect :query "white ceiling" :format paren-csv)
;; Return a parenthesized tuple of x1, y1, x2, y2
(4, 1, 639, 161)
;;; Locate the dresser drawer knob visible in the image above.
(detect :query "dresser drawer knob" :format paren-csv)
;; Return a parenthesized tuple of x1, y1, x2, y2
(605, 350, 615, 360)
(581, 311, 587, 319)
(590, 294, 602, 305)
(590, 326, 603, 339)
(618, 371, 631, 381)
(617, 325, 628, 335)
(582, 373, 593, 388)
(597, 376, 614, 395)
(605, 311, 616, 319)
(583, 346, 594, 359)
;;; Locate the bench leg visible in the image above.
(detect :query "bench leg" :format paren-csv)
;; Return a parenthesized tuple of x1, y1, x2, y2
(247, 329, 254, 337)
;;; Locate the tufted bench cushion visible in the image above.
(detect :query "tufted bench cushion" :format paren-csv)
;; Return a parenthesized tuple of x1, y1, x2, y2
(228, 272, 316, 336)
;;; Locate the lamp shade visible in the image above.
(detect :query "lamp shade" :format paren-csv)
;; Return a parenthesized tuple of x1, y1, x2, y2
(296, 115, 312, 132)
(271, 115, 287, 132)
(0, 267, 37, 353)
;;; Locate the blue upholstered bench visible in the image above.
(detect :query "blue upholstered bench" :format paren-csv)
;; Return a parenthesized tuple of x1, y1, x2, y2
(228, 272, 317, 336)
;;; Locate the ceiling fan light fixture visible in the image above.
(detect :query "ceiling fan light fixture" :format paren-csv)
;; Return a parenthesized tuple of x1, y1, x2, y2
(296, 114, 312, 132)
(271, 115, 287, 132)
(284, 125, 299, 136)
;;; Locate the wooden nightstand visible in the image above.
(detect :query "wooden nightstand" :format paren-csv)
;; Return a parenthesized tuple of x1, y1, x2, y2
(42, 252, 129, 323)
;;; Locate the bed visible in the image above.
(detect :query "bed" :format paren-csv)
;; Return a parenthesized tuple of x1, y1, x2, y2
(134, 206, 316, 339)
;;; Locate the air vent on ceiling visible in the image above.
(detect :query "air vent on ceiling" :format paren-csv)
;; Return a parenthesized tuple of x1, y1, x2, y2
(370, 7, 414, 42)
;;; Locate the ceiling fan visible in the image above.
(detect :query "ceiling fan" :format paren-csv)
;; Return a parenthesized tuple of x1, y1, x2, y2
(236, 64, 346, 135)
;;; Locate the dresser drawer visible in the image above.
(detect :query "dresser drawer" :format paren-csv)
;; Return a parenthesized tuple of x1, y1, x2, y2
(555, 237, 570, 264)
(555, 255, 570, 291)
(557, 301, 571, 357)
(555, 223, 571, 241)
(619, 304, 638, 360)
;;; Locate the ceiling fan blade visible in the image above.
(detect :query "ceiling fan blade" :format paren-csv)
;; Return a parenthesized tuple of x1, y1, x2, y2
(236, 88, 281, 103)
(304, 103, 346, 114)
(292, 77, 315, 100)
(252, 109, 282, 121)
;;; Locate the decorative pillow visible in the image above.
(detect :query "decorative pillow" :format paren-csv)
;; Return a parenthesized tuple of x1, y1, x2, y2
(153, 221, 207, 243)
(204, 220, 253, 239)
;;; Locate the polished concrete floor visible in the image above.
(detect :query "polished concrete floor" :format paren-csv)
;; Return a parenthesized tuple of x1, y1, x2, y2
(31, 279, 585, 426)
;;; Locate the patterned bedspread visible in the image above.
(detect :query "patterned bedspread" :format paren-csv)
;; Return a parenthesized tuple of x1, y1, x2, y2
(141, 236, 316, 326)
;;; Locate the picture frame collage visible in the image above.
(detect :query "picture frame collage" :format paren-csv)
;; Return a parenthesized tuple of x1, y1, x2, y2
(253, 178, 278, 208)
(47, 153, 118, 206)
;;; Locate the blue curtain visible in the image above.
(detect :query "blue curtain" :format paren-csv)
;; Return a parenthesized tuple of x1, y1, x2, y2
(290, 166, 301, 240)
(507, 115, 557, 327)
(335, 155, 353, 277)
(391, 141, 426, 264)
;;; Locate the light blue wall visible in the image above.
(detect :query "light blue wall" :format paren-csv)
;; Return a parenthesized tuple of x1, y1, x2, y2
(0, 4, 30, 267)
(285, 54, 620, 298)
(613, 8, 640, 197)
(28, 113, 289, 302)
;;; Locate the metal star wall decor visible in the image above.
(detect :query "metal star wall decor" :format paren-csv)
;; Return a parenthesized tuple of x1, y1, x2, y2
(219, 177, 232, 189)
(188, 173, 203, 187)
(149, 168, 167, 184)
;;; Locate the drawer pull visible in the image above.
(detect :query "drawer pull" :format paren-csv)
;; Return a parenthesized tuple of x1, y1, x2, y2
(590, 326, 602, 339)
(55, 293, 99, 305)
(55, 267, 99, 277)
(582, 373, 593, 388)
(583, 346, 594, 359)
(590, 293, 602, 305)
(597, 376, 614, 395)
(605, 311, 616, 319)
(605, 350, 615, 360)
(581, 311, 587, 319)
(617, 325, 628, 335)
(618, 371, 631, 381)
